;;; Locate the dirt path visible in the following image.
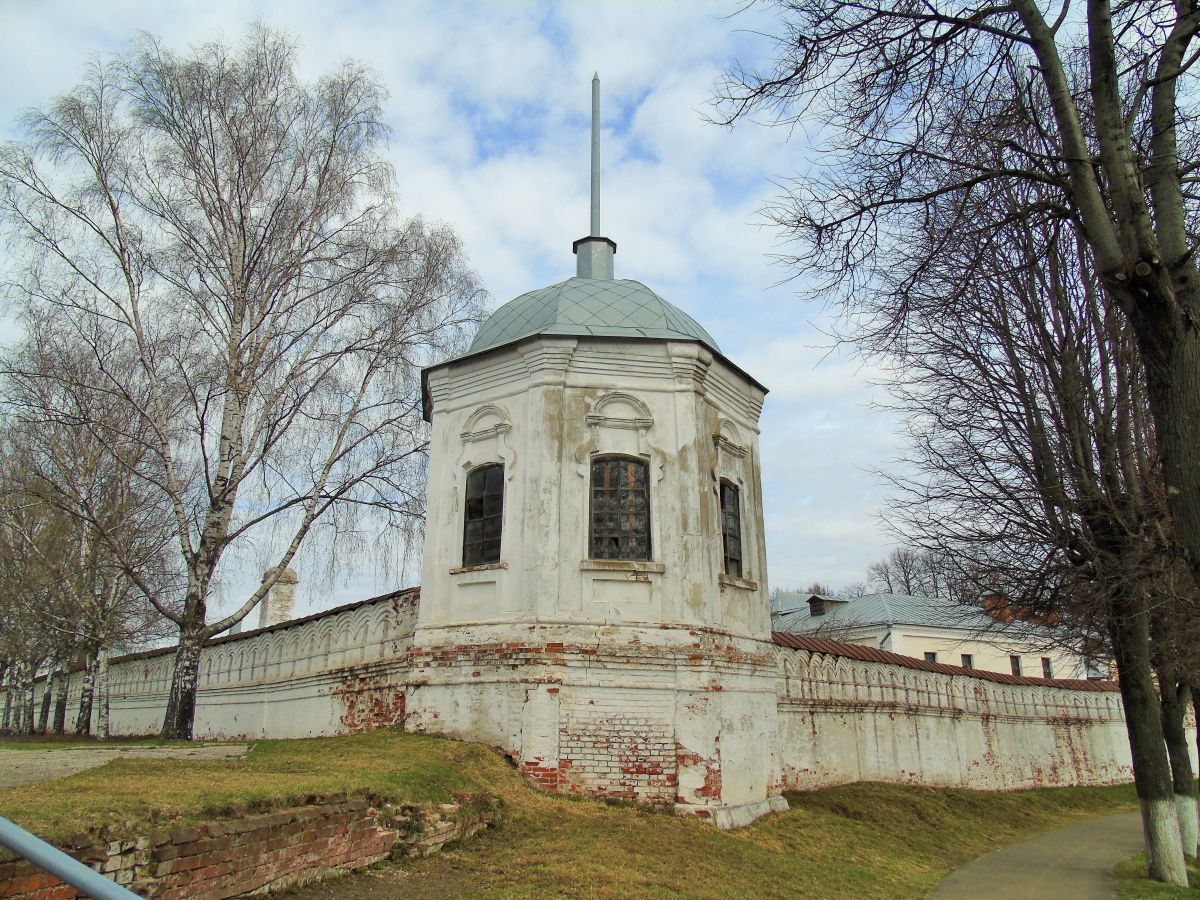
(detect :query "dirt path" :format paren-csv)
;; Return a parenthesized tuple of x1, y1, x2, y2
(0, 744, 249, 787)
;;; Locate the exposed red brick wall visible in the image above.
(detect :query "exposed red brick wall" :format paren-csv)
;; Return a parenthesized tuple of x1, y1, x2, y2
(0, 797, 495, 899)
(408, 637, 778, 807)
(555, 693, 676, 803)
(331, 670, 407, 734)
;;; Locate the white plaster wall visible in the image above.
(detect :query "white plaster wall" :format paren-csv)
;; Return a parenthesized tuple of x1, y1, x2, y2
(889, 627, 1087, 679)
(6, 591, 1191, 814)
(774, 645, 1194, 792)
(418, 336, 770, 640)
(12, 591, 417, 739)
(810, 623, 1090, 679)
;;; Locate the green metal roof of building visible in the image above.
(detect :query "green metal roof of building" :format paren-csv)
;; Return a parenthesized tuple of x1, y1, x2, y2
(771, 592, 1038, 637)
(465, 276, 721, 356)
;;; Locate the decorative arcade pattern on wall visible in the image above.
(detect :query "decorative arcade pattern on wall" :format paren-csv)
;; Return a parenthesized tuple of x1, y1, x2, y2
(4, 595, 1166, 803)
(14, 590, 418, 740)
(773, 632, 1134, 791)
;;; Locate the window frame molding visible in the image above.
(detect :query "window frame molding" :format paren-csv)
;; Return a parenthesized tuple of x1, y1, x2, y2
(452, 403, 516, 573)
(711, 418, 757, 588)
(573, 391, 665, 565)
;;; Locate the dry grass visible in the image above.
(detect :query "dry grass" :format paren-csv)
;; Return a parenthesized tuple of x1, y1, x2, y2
(0, 728, 1140, 898)
(0, 730, 510, 840)
(386, 776, 1139, 899)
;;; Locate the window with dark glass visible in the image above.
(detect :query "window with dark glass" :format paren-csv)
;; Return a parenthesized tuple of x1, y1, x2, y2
(720, 480, 742, 577)
(1010, 655, 1022, 676)
(462, 464, 503, 566)
(589, 457, 651, 560)
(960, 654, 974, 669)
(924, 652, 938, 664)
(1041, 657, 1053, 679)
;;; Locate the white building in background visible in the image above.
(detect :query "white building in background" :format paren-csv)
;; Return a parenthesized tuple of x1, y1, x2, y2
(772, 591, 1091, 680)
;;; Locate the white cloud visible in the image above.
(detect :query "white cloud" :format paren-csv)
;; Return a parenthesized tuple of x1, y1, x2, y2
(0, 0, 905, 612)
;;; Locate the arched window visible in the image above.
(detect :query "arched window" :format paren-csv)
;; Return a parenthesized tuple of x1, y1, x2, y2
(463, 464, 504, 566)
(719, 479, 742, 577)
(589, 456, 651, 560)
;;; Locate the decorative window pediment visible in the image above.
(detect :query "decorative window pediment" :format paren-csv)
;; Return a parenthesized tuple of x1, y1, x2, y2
(585, 391, 654, 431)
(461, 404, 512, 443)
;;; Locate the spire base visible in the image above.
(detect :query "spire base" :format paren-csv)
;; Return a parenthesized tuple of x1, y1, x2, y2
(573, 235, 616, 279)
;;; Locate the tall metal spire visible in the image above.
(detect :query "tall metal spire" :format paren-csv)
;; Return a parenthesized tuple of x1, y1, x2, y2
(590, 72, 600, 235)
(573, 72, 616, 279)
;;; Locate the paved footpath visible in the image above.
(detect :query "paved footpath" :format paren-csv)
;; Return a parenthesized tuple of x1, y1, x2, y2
(0, 744, 248, 788)
(930, 810, 1144, 899)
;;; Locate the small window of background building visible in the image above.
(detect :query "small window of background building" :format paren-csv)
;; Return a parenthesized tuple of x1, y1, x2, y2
(924, 652, 937, 663)
(1010, 655, 1022, 676)
(1042, 657, 1053, 679)
(960, 654, 973, 669)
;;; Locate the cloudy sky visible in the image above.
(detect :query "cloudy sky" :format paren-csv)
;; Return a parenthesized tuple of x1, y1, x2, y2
(0, 0, 903, 617)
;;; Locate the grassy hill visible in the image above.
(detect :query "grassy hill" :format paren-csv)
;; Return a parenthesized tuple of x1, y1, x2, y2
(0, 729, 1140, 897)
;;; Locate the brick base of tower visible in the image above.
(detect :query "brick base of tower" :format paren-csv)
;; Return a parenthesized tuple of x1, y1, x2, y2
(405, 622, 787, 827)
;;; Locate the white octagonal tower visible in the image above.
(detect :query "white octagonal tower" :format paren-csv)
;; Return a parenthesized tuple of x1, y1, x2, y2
(408, 76, 785, 827)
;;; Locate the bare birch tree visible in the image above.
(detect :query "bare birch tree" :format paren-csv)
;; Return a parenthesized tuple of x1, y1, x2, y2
(0, 25, 483, 739)
(1, 337, 177, 735)
(0, 454, 75, 735)
(864, 548, 976, 601)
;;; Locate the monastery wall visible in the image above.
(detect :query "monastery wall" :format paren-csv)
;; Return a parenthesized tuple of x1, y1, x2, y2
(7, 591, 416, 740)
(774, 636, 1148, 791)
(7, 597, 1196, 809)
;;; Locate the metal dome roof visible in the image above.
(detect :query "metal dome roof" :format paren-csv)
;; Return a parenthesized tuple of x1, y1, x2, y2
(465, 276, 721, 357)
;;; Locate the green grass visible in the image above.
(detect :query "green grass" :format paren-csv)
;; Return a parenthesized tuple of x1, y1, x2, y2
(1116, 854, 1200, 897)
(0, 728, 1140, 898)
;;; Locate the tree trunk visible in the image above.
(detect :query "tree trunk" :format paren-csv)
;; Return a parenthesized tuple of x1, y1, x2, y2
(74, 646, 98, 737)
(52, 671, 68, 736)
(0, 661, 10, 733)
(1110, 593, 1189, 885)
(21, 670, 36, 736)
(8, 665, 22, 734)
(1157, 672, 1197, 856)
(1119, 275, 1200, 593)
(37, 672, 54, 734)
(95, 649, 110, 741)
(161, 630, 204, 740)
